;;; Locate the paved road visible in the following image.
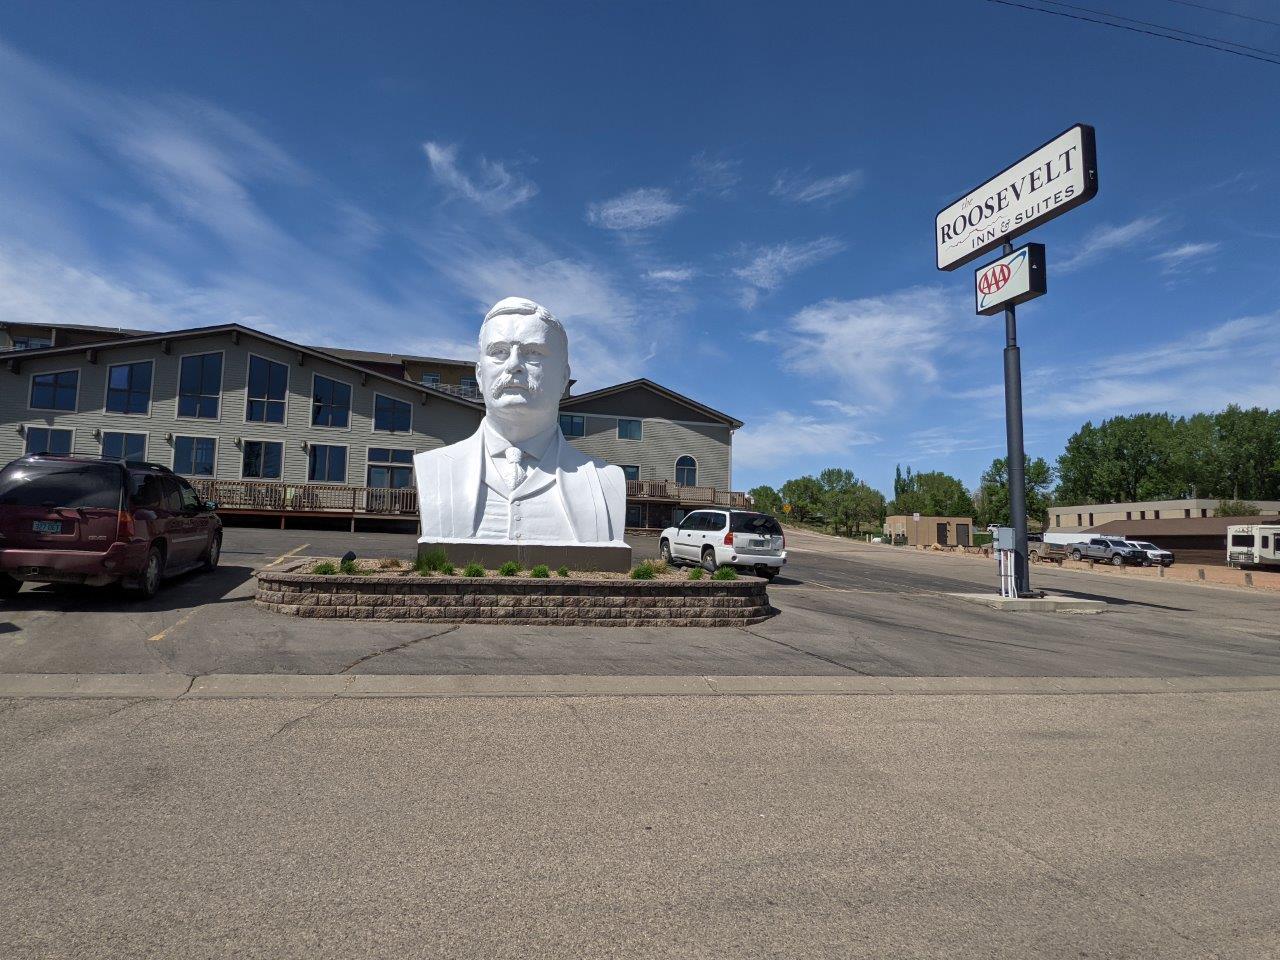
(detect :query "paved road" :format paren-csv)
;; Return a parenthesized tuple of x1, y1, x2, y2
(3, 688, 1278, 959)
(0, 525, 1276, 677)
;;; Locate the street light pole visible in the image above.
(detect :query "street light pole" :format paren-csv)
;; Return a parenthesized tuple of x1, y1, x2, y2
(1001, 240, 1031, 596)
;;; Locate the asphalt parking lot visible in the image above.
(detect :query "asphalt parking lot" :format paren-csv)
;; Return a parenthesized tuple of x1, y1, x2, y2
(1, 524, 1276, 678)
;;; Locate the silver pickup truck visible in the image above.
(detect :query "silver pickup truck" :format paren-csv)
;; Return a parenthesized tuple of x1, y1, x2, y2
(1068, 536, 1148, 566)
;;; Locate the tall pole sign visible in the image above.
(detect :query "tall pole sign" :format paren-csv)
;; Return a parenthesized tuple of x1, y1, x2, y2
(935, 124, 1098, 597)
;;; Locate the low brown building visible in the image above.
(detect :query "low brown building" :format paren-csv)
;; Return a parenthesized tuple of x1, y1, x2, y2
(1086, 515, 1280, 566)
(885, 515, 975, 547)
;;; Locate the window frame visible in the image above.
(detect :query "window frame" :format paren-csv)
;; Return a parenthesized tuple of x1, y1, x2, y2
(310, 371, 353, 431)
(243, 352, 291, 425)
(307, 442, 349, 485)
(103, 359, 154, 417)
(620, 464, 640, 483)
(617, 417, 643, 441)
(366, 446, 415, 489)
(371, 391, 413, 435)
(675, 455, 698, 487)
(171, 435, 218, 477)
(22, 424, 75, 457)
(175, 349, 225, 422)
(559, 413, 585, 438)
(419, 372, 441, 386)
(239, 438, 286, 481)
(100, 430, 149, 463)
(27, 368, 80, 413)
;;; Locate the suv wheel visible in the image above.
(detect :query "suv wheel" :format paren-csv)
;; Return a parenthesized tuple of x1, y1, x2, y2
(701, 546, 718, 573)
(1111, 554, 1124, 567)
(202, 533, 222, 572)
(659, 539, 674, 565)
(135, 547, 164, 599)
(0, 575, 19, 599)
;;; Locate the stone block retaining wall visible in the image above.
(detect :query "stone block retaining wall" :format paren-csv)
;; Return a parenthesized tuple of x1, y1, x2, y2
(256, 566, 772, 626)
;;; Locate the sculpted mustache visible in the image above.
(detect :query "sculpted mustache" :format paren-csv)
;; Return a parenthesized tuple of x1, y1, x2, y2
(493, 378, 531, 392)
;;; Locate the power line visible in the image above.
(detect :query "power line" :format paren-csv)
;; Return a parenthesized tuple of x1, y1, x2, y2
(1038, 0, 1280, 58)
(985, 0, 1280, 65)
(1160, 0, 1280, 29)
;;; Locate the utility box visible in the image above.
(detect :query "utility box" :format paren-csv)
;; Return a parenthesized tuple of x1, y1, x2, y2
(993, 526, 1015, 551)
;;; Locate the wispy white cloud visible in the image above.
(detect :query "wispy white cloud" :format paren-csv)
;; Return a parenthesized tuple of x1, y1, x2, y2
(586, 187, 683, 231)
(771, 169, 865, 204)
(900, 425, 1004, 459)
(1150, 240, 1219, 273)
(1058, 216, 1164, 272)
(423, 141, 537, 213)
(778, 287, 960, 407)
(732, 236, 845, 308)
(734, 410, 879, 470)
(643, 265, 696, 286)
(690, 153, 741, 196)
(812, 399, 872, 418)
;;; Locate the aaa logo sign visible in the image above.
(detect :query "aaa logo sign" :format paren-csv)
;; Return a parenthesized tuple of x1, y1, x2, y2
(973, 243, 1045, 317)
(977, 263, 1011, 296)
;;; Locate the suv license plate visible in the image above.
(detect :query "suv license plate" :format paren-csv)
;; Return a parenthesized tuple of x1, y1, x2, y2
(32, 520, 62, 534)
(751, 539, 767, 547)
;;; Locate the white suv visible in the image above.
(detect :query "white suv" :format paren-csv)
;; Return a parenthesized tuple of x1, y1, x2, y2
(659, 509, 787, 579)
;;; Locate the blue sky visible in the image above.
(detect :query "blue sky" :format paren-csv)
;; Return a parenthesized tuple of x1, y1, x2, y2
(0, 1, 1277, 495)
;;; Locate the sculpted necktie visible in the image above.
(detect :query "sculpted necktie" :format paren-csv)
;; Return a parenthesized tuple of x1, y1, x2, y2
(504, 446, 527, 489)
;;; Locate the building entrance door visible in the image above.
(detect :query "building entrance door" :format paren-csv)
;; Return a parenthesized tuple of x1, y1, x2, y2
(956, 523, 970, 547)
(936, 523, 949, 546)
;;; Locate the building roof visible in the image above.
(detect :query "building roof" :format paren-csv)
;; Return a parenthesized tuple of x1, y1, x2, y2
(1088, 516, 1280, 537)
(1056, 497, 1280, 512)
(560, 378, 743, 428)
(1, 320, 154, 338)
(310, 345, 475, 367)
(3, 322, 486, 413)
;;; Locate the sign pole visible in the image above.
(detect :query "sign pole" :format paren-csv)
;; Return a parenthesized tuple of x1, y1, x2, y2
(1000, 240, 1031, 596)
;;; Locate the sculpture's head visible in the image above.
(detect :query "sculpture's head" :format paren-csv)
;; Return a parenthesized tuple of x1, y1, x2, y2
(476, 297, 570, 428)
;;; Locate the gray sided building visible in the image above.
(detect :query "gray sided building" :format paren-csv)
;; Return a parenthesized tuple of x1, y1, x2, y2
(1, 322, 743, 530)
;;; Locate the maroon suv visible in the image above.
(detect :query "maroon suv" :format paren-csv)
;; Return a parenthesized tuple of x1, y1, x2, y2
(0, 455, 222, 599)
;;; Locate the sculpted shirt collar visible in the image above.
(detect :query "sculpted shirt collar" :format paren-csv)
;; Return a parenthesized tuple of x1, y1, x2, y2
(482, 420, 560, 469)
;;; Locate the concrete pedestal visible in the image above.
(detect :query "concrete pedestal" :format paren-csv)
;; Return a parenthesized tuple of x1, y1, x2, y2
(947, 593, 1107, 613)
(417, 540, 632, 573)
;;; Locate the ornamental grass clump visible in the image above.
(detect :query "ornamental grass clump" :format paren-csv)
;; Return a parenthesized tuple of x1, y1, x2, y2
(557, 565, 570, 577)
(463, 562, 485, 578)
(630, 561, 656, 580)
(377, 557, 402, 570)
(651, 559, 668, 575)
(499, 561, 520, 577)
(415, 549, 449, 575)
(687, 567, 704, 581)
(311, 561, 337, 575)
(530, 564, 550, 578)
(338, 557, 361, 575)
(711, 566, 738, 581)
(438, 562, 455, 575)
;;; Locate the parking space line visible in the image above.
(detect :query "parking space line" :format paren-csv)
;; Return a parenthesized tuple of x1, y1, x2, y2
(257, 543, 310, 572)
(147, 610, 199, 645)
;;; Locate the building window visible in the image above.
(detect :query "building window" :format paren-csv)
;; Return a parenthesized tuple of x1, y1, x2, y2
(617, 418, 642, 441)
(1088, 513, 1094, 526)
(105, 360, 153, 415)
(559, 414, 585, 438)
(626, 503, 643, 528)
(1185, 509, 1191, 518)
(102, 432, 146, 461)
(1139, 511, 1146, 520)
(173, 436, 216, 476)
(29, 370, 78, 411)
(420, 373, 440, 386)
(1126, 512, 1132, 520)
(621, 465, 640, 482)
(1076, 513, 1082, 526)
(23, 426, 72, 455)
(1153, 510, 1160, 519)
(1054, 514, 1061, 527)
(308, 444, 347, 483)
(1200, 509, 1208, 518)
(676, 456, 697, 486)
(367, 447, 414, 488)
(373, 394, 411, 433)
(460, 376, 478, 394)
(246, 355, 288, 423)
(312, 374, 351, 428)
(178, 352, 222, 419)
(12, 336, 53, 350)
(242, 440, 283, 479)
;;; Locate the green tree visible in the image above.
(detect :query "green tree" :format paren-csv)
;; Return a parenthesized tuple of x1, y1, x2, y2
(1217, 499, 1261, 517)
(889, 468, 974, 517)
(748, 485, 783, 516)
(975, 456, 1055, 527)
(779, 475, 823, 522)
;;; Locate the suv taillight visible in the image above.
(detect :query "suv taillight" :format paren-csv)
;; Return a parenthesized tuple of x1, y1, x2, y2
(115, 511, 136, 543)
(781, 533, 785, 549)
(724, 531, 734, 546)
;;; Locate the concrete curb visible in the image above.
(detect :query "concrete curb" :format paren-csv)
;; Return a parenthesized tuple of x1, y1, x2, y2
(2, 673, 1279, 700)
(947, 593, 1108, 613)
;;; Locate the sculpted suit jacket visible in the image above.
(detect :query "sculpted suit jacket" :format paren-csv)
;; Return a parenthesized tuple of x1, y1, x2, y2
(413, 422, 628, 544)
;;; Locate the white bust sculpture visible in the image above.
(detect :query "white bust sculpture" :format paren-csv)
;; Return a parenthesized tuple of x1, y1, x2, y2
(414, 297, 628, 558)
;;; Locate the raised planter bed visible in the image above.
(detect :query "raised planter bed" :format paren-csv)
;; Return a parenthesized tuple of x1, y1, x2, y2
(255, 559, 773, 626)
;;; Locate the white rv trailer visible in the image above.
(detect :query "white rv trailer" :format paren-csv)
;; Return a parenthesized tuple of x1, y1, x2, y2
(1226, 524, 1280, 569)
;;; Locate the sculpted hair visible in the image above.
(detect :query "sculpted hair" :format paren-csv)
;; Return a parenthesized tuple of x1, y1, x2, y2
(479, 297, 569, 357)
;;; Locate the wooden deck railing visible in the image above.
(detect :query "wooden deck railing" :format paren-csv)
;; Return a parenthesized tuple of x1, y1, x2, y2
(187, 478, 748, 517)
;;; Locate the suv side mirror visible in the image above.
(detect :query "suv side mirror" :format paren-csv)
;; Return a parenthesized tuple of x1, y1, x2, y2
(203, 499, 219, 512)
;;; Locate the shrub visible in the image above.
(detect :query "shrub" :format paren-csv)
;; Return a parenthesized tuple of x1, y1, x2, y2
(687, 567, 704, 581)
(711, 566, 738, 581)
(499, 561, 520, 577)
(338, 557, 360, 575)
(630, 561, 655, 580)
(377, 557, 402, 570)
(557, 565, 570, 577)
(415, 549, 449, 575)
(439, 562, 455, 576)
(651, 558, 668, 575)
(312, 561, 337, 575)
(463, 562, 485, 578)
(530, 564, 550, 578)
